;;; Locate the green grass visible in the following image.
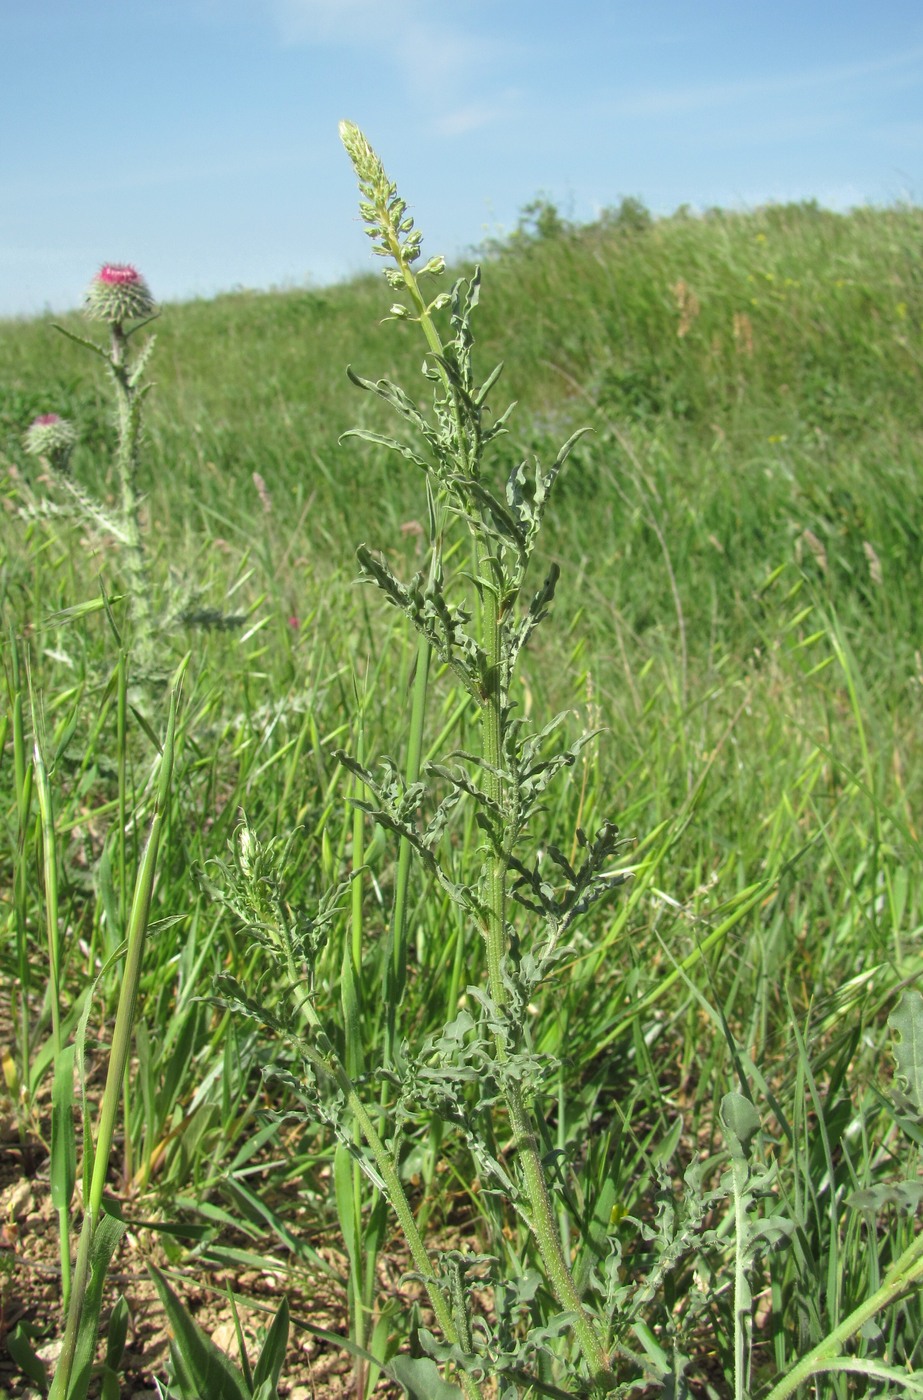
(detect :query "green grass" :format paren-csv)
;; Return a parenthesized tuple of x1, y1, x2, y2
(2, 194, 922, 1396)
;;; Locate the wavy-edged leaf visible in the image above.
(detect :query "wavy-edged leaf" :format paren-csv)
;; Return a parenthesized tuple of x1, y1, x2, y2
(340, 428, 431, 473)
(720, 1092, 762, 1160)
(388, 1355, 463, 1399)
(345, 367, 436, 439)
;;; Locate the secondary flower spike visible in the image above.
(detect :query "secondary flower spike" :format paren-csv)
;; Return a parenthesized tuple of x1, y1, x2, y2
(84, 263, 156, 325)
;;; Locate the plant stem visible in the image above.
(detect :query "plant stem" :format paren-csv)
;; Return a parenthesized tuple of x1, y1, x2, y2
(109, 326, 156, 675)
(478, 571, 615, 1388)
(385, 631, 430, 1063)
(763, 1230, 923, 1400)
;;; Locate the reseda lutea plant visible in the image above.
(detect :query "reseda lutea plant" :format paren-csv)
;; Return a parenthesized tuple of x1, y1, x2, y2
(337, 121, 626, 1385)
(217, 124, 627, 1395)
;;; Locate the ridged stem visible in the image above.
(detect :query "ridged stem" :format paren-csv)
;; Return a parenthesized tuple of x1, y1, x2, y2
(384, 632, 431, 1065)
(290, 995, 484, 1400)
(763, 1231, 923, 1400)
(478, 563, 614, 1389)
(109, 326, 156, 675)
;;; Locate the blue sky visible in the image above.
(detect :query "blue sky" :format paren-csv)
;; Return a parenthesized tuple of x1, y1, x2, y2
(3, 0, 921, 319)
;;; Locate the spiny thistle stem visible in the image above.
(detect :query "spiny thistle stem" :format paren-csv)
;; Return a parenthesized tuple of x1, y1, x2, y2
(107, 322, 157, 676)
(36, 263, 161, 690)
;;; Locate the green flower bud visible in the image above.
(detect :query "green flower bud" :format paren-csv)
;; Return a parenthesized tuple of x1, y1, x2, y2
(84, 263, 156, 325)
(338, 120, 382, 188)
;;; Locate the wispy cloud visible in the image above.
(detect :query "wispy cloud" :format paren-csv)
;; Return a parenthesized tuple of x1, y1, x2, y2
(608, 44, 923, 121)
(267, 0, 499, 97)
(436, 91, 521, 138)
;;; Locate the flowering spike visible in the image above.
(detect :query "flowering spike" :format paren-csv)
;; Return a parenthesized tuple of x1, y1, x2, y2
(84, 263, 156, 326)
(339, 121, 428, 276)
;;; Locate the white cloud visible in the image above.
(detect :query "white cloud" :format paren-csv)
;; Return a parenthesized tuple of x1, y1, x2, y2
(436, 91, 520, 137)
(608, 44, 923, 121)
(267, 0, 496, 97)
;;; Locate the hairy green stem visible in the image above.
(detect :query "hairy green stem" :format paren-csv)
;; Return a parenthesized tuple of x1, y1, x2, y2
(385, 631, 431, 1065)
(763, 1230, 923, 1400)
(478, 571, 615, 1387)
(109, 326, 156, 674)
(289, 993, 484, 1400)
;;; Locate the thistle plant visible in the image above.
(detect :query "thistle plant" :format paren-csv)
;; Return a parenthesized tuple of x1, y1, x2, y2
(21, 263, 160, 682)
(21, 264, 242, 699)
(337, 120, 624, 1386)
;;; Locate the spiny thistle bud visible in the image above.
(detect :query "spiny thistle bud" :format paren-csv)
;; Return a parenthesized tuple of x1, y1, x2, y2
(23, 413, 77, 470)
(84, 263, 156, 326)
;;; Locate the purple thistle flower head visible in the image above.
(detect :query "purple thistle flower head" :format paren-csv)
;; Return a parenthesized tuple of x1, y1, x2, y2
(23, 413, 77, 468)
(85, 262, 156, 326)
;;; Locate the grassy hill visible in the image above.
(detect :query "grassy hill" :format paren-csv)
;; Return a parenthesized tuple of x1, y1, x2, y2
(2, 196, 922, 1395)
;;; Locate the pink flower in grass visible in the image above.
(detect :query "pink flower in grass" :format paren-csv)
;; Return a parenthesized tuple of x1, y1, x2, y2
(23, 413, 77, 468)
(85, 262, 156, 325)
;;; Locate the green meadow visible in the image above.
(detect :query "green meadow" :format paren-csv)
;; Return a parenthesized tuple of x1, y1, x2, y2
(2, 189, 922, 1397)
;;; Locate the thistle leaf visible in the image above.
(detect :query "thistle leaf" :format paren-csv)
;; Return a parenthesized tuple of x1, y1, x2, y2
(388, 1355, 463, 1399)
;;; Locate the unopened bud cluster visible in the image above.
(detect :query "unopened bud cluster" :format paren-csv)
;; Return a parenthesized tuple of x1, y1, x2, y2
(339, 120, 424, 270)
(84, 263, 156, 326)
